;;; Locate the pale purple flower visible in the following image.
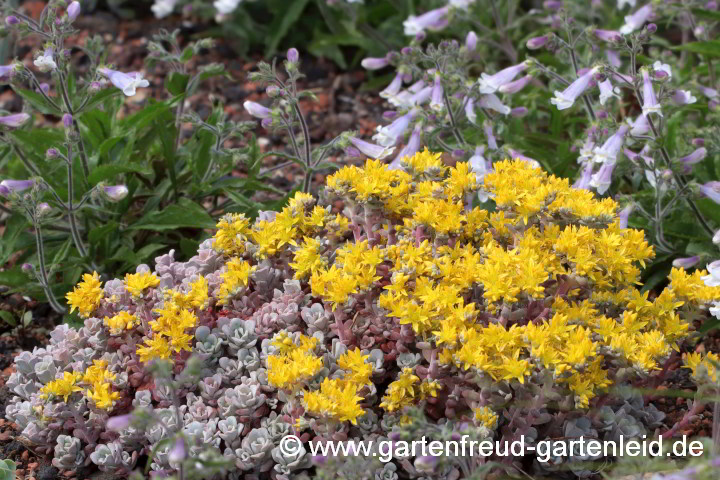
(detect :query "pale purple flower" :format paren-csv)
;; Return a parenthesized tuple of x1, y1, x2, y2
(498, 75, 533, 94)
(620, 4, 652, 34)
(361, 57, 389, 70)
(287, 48, 299, 63)
(606, 50, 622, 68)
(389, 123, 422, 169)
(477, 61, 529, 94)
(36, 202, 52, 215)
(403, 6, 449, 36)
(543, 1, 563, 9)
(0, 113, 30, 128)
(66, 1, 81, 22)
(0, 64, 15, 81)
(678, 147, 707, 173)
(590, 161, 616, 194)
(641, 68, 662, 117)
(479, 94, 510, 115)
(526, 34, 551, 50)
(373, 109, 418, 147)
(349, 137, 394, 160)
(573, 162, 594, 190)
(550, 67, 599, 110)
(0, 185, 8, 196)
(612, 71, 633, 85)
(653, 61, 671, 79)
(672, 90, 697, 105)
(672, 256, 700, 269)
(62, 113, 73, 128)
(469, 146, 491, 201)
(106, 414, 131, 431)
(511, 107, 528, 117)
(243, 101, 271, 119)
(628, 114, 649, 136)
(618, 204, 633, 228)
(578, 138, 596, 163)
(99, 68, 150, 97)
(429, 73, 444, 111)
(168, 437, 186, 463)
(465, 31, 478, 52)
(5, 16, 19, 26)
(36, 82, 50, 94)
(593, 125, 629, 164)
(701, 259, 720, 287)
(0, 179, 34, 193)
(692, 138, 705, 147)
(593, 29, 623, 43)
(698, 85, 718, 98)
(464, 97, 477, 124)
(598, 79, 620, 105)
(507, 148, 541, 168)
(33, 48, 56, 72)
(699, 181, 720, 205)
(380, 73, 404, 99)
(483, 121, 497, 150)
(103, 185, 129, 202)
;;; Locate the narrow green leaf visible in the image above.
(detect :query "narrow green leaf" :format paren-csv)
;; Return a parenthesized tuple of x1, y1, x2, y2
(88, 164, 152, 185)
(0, 311, 16, 327)
(264, 0, 311, 56)
(128, 198, 216, 231)
(11, 88, 61, 114)
(673, 40, 720, 58)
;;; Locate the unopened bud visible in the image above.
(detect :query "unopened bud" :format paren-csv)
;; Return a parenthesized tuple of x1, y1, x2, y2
(36, 202, 52, 216)
(286, 48, 299, 63)
(21, 263, 34, 273)
(67, 1, 81, 22)
(5, 16, 19, 26)
(62, 113, 73, 128)
(646, 23, 657, 33)
(46, 148, 59, 158)
(691, 138, 705, 147)
(103, 185, 129, 202)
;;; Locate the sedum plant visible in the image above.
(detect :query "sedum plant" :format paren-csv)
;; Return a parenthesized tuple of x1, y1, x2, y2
(5, 150, 720, 478)
(0, 1, 285, 312)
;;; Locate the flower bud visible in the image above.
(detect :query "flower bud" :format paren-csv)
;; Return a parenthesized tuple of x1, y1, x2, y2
(465, 31, 477, 52)
(62, 113, 73, 128)
(361, 57, 390, 70)
(168, 437, 186, 463)
(596, 110, 608, 119)
(4, 16, 19, 26)
(36, 202, 52, 216)
(21, 263, 33, 273)
(692, 138, 705, 147)
(646, 23, 657, 33)
(46, 148, 59, 159)
(672, 256, 700, 269)
(452, 149, 465, 158)
(66, 1, 81, 22)
(0, 185, 8, 196)
(401, 46, 413, 55)
(382, 111, 398, 120)
(266, 85, 281, 97)
(106, 414, 131, 431)
(414, 31, 426, 42)
(286, 48, 299, 63)
(543, 0, 563, 10)
(103, 185, 129, 202)
(260, 117, 272, 129)
(526, 34, 550, 50)
(510, 107, 528, 117)
(89, 81, 102, 93)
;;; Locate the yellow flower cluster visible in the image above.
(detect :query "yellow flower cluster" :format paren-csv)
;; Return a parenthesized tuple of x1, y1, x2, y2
(66, 272, 104, 317)
(473, 406, 499, 430)
(103, 311, 137, 334)
(40, 360, 119, 410)
(683, 352, 719, 383)
(379, 368, 440, 412)
(267, 333, 324, 390)
(124, 271, 160, 297)
(216, 258, 255, 305)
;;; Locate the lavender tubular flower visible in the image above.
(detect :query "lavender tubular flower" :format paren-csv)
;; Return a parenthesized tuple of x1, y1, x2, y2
(550, 67, 598, 110)
(526, 34, 551, 50)
(511, 107, 528, 117)
(361, 57, 389, 70)
(620, 4, 652, 34)
(349, 137, 394, 160)
(672, 256, 700, 269)
(66, 1, 81, 22)
(628, 114, 649, 136)
(379, 73, 404, 99)
(589, 161, 616, 194)
(641, 68, 662, 117)
(0, 113, 30, 128)
(672, 90, 697, 105)
(618, 204, 633, 228)
(389, 123, 422, 169)
(479, 94, 510, 115)
(678, 148, 707, 173)
(429, 73, 444, 111)
(0, 64, 15, 81)
(0, 179, 35, 193)
(243, 101, 271, 119)
(592, 29, 623, 43)
(699, 182, 720, 205)
(103, 185, 129, 202)
(34, 48, 57, 73)
(403, 6, 449, 35)
(483, 121, 498, 150)
(465, 31, 478, 52)
(99, 68, 150, 97)
(464, 97, 477, 125)
(498, 75, 533, 94)
(592, 125, 629, 164)
(573, 162, 594, 190)
(598, 79, 619, 105)
(477, 61, 529, 94)
(373, 109, 417, 147)
(698, 85, 718, 99)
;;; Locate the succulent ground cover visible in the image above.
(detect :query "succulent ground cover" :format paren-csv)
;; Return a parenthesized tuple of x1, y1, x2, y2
(3, 152, 720, 479)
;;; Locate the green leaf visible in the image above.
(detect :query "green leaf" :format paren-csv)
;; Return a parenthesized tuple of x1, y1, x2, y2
(673, 40, 720, 58)
(89, 221, 119, 244)
(88, 163, 152, 185)
(79, 87, 122, 113)
(691, 8, 720, 22)
(264, 0, 311, 56)
(0, 311, 16, 327)
(128, 198, 216, 231)
(165, 72, 190, 97)
(0, 266, 27, 288)
(11, 88, 61, 114)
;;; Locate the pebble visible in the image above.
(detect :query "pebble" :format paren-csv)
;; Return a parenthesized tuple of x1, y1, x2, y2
(21, 450, 29, 461)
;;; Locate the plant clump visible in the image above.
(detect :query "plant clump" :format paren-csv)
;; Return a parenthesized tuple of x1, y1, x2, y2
(6, 151, 720, 479)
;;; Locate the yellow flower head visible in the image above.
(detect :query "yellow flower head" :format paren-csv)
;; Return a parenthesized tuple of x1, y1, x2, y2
(66, 272, 104, 317)
(124, 271, 160, 297)
(40, 372, 84, 402)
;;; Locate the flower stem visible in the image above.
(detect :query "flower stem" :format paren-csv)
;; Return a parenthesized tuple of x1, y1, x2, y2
(33, 224, 66, 313)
